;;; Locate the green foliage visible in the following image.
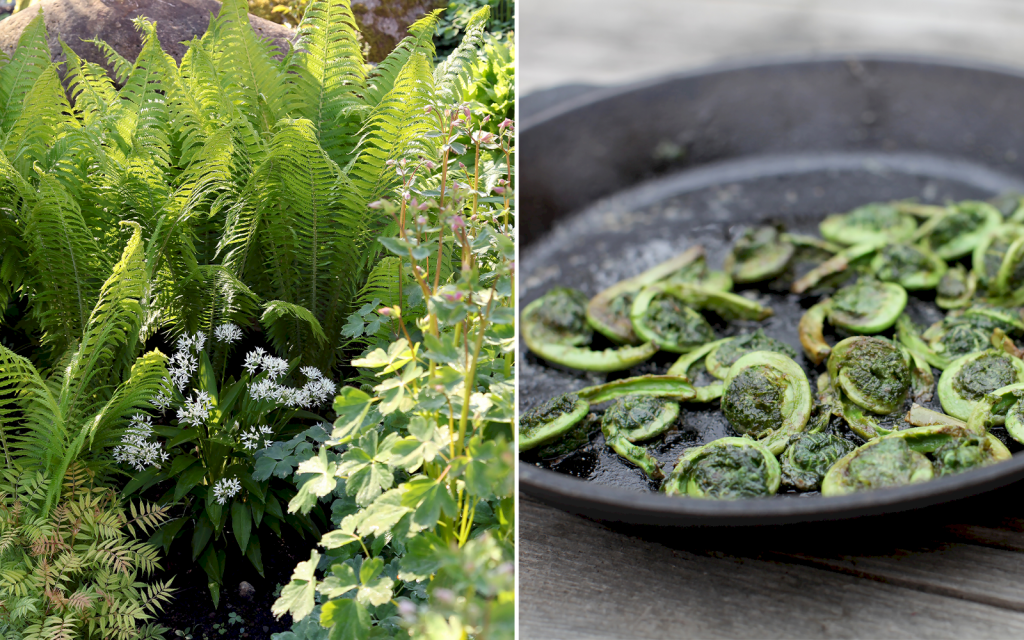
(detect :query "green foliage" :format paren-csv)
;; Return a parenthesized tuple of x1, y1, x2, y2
(460, 33, 514, 137)
(121, 332, 337, 608)
(0, 223, 164, 515)
(434, 0, 514, 60)
(0, 0, 460, 373)
(0, 464, 174, 640)
(271, 100, 515, 639)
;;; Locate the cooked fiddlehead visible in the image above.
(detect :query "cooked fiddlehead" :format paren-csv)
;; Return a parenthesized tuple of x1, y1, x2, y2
(780, 432, 857, 491)
(912, 200, 1003, 260)
(586, 246, 706, 344)
(724, 226, 795, 284)
(799, 278, 908, 364)
(600, 395, 671, 480)
(720, 351, 812, 454)
(577, 375, 696, 404)
(819, 202, 917, 246)
(629, 282, 772, 354)
(663, 437, 781, 499)
(522, 287, 659, 371)
(519, 393, 590, 451)
(822, 423, 1010, 495)
(972, 223, 1024, 298)
(938, 349, 1024, 420)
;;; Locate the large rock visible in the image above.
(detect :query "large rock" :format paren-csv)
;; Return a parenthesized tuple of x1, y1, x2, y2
(0, 0, 296, 75)
(352, 0, 442, 62)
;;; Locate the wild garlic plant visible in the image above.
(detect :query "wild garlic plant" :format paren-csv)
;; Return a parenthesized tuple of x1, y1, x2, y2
(272, 102, 515, 639)
(119, 326, 338, 608)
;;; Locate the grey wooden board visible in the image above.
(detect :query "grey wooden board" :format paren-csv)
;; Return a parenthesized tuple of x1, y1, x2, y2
(519, 495, 1024, 639)
(520, 0, 1024, 95)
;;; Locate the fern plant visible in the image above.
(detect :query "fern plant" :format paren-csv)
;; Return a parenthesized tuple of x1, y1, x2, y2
(0, 223, 167, 515)
(0, 0, 498, 377)
(0, 464, 174, 640)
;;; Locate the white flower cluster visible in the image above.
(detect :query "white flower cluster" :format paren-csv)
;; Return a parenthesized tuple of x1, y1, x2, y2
(240, 424, 274, 451)
(214, 323, 243, 343)
(213, 477, 242, 505)
(176, 390, 213, 426)
(243, 350, 336, 408)
(113, 413, 169, 471)
(176, 331, 207, 353)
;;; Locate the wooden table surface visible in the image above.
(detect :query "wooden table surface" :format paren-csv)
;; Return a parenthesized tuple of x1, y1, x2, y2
(518, 3, 1024, 637)
(519, 486, 1024, 638)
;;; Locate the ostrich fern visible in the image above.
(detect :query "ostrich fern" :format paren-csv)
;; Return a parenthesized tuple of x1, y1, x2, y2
(0, 0, 493, 373)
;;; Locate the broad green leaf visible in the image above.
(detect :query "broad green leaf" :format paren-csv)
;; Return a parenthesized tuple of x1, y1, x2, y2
(318, 563, 358, 598)
(231, 500, 252, 553)
(356, 488, 411, 538)
(320, 599, 370, 640)
(398, 532, 451, 581)
(401, 477, 457, 530)
(357, 575, 393, 607)
(272, 550, 320, 622)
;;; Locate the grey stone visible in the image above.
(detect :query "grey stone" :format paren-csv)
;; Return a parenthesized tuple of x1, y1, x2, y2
(0, 0, 296, 78)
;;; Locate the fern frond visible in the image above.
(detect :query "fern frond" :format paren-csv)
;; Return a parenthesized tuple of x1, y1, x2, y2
(433, 5, 489, 101)
(210, 0, 296, 131)
(3, 64, 76, 176)
(351, 52, 435, 205)
(81, 36, 133, 84)
(59, 40, 117, 125)
(360, 10, 441, 108)
(0, 11, 50, 134)
(22, 170, 103, 353)
(293, 0, 366, 166)
(115, 19, 176, 170)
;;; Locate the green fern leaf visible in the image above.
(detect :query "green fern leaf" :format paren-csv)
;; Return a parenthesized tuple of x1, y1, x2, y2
(0, 11, 50, 134)
(293, 0, 366, 166)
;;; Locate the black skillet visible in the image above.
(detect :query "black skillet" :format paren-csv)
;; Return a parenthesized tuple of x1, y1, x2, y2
(518, 55, 1024, 526)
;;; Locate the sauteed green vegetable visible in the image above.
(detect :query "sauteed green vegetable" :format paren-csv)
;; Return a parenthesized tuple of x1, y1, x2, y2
(521, 197, 1024, 498)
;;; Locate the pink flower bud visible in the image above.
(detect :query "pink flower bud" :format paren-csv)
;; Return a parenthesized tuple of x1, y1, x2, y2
(493, 186, 505, 195)
(398, 600, 417, 617)
(368, 200, 386, 209)
(417, 201, 429, 211)
(424, 160, 436, 170)
(450, 215, 465, 231)
(434, 588, 455, 605)
(417, 216, 427, 225)
(423, 105, 433, 114)
(499, 118, 514, 131)
(409, 198, 418, 209)
(434, 384, 445, 393)
(378, 307, 392, 317)
(482, 115, 491, 123)
(459, 162, 467, 171)
(463, 107, 471, 120)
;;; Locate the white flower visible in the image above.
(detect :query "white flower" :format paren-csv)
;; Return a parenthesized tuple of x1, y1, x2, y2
(262, 356, 289, 381)
(240, 425, 273, 452)
(168, 351, 198, 391)
(178, 390, 213, 426)
(214, 323, 243, 343)
(113, 413, 168, 471)
(175, 331, 205, 353)
(249, 378, 283, 403)
(300, 366, 324, 381)
(152, 390, 173, 412)
(302, 378, 337, 406)
(212, 477, 242, 504)
(243, 348, 266, 375)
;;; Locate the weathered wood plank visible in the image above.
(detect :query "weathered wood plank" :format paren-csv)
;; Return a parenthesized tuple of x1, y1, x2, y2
(520, 495, 1024, 639)
(769, 543, 1024, 612)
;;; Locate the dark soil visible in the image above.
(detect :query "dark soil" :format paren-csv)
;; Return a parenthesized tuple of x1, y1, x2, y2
(152, 528, 316, 640)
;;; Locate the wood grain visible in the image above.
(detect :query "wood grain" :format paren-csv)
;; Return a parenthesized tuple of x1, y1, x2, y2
(520, 494, 1024, 639)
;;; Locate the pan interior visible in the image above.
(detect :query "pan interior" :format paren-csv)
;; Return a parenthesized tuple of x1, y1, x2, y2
(519, 150, 1024, 495)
